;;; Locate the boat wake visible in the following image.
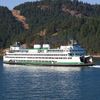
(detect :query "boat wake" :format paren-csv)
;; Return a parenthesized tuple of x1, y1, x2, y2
(90, 65, 100, 68)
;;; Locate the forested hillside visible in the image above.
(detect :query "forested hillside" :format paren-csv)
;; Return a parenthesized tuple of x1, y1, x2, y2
(0, 6, 24, 47)
(0, 0, 100, 53)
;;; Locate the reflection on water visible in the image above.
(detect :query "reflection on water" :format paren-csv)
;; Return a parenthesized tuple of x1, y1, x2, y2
(1, 61, 100, 100)
(3, 64, 84, 73)
(1, 64, 83, 100)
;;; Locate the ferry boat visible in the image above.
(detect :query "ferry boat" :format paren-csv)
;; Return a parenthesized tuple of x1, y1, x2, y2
(3, 41, 93, 66)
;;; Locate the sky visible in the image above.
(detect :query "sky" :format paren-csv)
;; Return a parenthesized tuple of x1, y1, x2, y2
(0, 0, 100, 10)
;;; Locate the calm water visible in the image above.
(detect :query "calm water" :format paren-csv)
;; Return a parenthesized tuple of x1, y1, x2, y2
(0, 58, 100, 100)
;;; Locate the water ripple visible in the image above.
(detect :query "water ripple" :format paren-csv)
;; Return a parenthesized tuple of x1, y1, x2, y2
(0, 62, 100, 100)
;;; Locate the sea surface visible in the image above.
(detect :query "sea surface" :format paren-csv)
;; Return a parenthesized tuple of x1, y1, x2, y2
(0, 58, 100, 100)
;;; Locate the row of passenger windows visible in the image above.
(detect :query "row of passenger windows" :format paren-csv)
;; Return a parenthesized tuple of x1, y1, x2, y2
(6, 57, 72, 59)
(7, 54, 68, 56)
(14, 60, 57, 63)
(6, 53, 84, 56)
(47, 50, 63, 52)
(47, 50, 84, 52)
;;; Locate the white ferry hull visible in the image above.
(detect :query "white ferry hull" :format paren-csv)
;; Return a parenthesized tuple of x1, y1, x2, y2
(3, 62, 94, 66)
(3, 58, 94, 67)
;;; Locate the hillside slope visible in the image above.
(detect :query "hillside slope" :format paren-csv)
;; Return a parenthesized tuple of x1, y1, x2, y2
(14, 0, 100, 53)
(12, 10, 29, 29)
(0, 6, 25, 47)
(0, 0, 100, 53)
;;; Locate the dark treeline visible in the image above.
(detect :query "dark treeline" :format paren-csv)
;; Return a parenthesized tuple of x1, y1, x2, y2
(0, 6, 24, 47)
(0, 0, 100, 53)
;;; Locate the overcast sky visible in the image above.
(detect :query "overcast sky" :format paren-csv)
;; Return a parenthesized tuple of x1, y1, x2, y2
(0, 0, 100, 10)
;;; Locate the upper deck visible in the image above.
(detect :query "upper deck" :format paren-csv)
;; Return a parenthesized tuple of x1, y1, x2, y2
(5, 42, 86, 57)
